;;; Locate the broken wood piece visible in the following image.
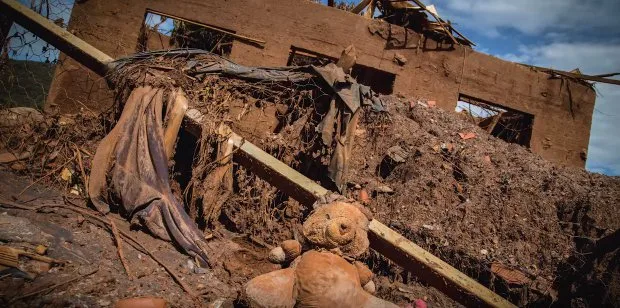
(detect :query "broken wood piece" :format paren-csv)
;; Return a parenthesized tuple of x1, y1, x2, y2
(0, 151, 31, 163)
(202, 124, 234, 225)
(408, 0, 459, 45)
(163, 89, 189, 160)
(369, 220, 514, 307)
(0, 0, 113, 75)
(146, 9, 266, 47)
(363, 0, 375, 19)
(336, 45, 357, 73)
(109, 219, 134, 280)
(351, 0, 372, 14)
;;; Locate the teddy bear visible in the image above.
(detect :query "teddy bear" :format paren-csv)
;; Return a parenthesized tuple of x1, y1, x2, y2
(243, 199, 398, 308)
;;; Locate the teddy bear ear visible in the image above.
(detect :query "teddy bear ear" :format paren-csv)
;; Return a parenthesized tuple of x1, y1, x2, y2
(354, 202, 373, 221)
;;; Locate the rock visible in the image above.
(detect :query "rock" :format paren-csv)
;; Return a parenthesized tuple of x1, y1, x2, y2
(363, 280, 376, 294)
(375, 185, 394, 194)
(414, 298, 428, 308)
(458, 132, 476, 140)
(186, 259, 196, 271)
(394, 53, 407, 65)
(268, 246, 286, 264)
(422, 224, 435, 231)
(358, 189, 370, 204)
(385, 146, 409, 163)
(114, 297, 167, 308)
(35, 245, 47, 255)
(280, 240, 302, 261)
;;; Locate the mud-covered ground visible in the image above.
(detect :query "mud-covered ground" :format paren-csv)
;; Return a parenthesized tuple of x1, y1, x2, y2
(1, 87, 618, 307)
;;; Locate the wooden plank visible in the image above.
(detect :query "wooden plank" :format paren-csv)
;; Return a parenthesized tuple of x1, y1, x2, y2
(369, 220, 515, 308)
(408, 0, 459, 45)
(363, 0, 375, 19)
(0, 0, 113, 76)
(351, 0, 372, 14)
(146, 9, 266, 47)
(518, 63, 620, 86)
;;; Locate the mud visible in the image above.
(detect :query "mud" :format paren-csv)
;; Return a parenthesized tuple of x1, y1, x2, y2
(1, 57, 618, 307)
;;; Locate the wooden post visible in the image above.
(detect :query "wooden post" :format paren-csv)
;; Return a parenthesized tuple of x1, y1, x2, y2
(0, 0, 113, 76)
(351, 0, 372, 14)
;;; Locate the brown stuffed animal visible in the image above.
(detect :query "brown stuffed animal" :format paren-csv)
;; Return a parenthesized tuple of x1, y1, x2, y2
(302, 201, 372, 258)
(246, 200, 395, 307)
(245, 250, 397, 308)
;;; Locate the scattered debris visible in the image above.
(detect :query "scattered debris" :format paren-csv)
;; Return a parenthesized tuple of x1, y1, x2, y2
(458, 132, 476, 140)
(490, 263, 530, 285)
(394, 53, 407, 65)
(115, 297, 167, 308)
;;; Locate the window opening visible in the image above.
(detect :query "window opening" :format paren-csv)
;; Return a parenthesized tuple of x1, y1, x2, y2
(456, 94, 534, 147)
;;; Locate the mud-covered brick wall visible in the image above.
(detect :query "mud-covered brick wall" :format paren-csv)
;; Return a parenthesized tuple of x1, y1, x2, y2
(46, 0, 595, 168)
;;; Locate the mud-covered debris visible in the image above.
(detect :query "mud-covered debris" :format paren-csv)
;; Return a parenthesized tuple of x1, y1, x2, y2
(375, 185, 395, 194)
(115, 297, 167, 308)
(385, 146, 409, 164)
(394, 53, 407, 65)
(458, 132, 476, 140)
(491, 263, 531, 285)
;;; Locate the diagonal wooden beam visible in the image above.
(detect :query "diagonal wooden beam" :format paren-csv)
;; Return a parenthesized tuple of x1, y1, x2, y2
(0, 0, 113, 76)
(351, 0, 372, 14)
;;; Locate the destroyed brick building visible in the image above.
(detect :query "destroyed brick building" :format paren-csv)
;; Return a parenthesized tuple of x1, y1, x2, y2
(47, 0, 597, 168)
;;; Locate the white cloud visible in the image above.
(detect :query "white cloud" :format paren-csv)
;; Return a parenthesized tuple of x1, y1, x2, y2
(496, 43, 620, 175)
(437, 0, 620, 38)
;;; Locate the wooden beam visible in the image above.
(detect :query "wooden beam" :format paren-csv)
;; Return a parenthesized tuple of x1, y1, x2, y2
(146, 9, 266, 47)
(363, 0, 376, 19)
(408, 0, 459, 45)
(351, 0, 372, 14)
(369, 220, 515, 307)
(0, 0, 113, 76)
(519, 63, 620, 86)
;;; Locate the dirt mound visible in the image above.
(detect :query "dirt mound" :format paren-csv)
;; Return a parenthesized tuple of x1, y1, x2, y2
(344, 97, 620, 306)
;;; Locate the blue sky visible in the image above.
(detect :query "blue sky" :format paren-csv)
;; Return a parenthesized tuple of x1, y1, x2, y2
(7, 0, 620, 175)
(426, 0, 620, 175)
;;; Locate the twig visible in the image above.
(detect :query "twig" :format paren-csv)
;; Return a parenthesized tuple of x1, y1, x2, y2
(73, 145, 89, 193)
(38, 199, 198, 298)
(15, 153, 77, 198)
(0, 197, 198, 298)
(12, 267, 98, 301)
(109, 219, 133, 280)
